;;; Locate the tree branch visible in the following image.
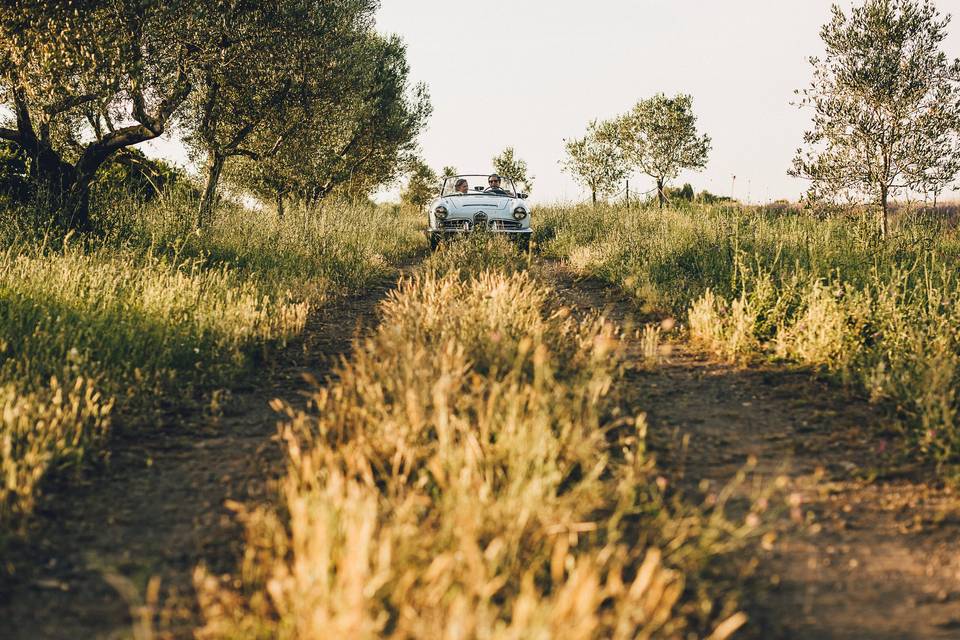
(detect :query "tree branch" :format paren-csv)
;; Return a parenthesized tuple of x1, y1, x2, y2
(44, 93, 97, 117)
(233, 147, 261, 161)
(12, 86, 36, 142)
(98, 123, 162, 153)
(132, 62, 192, 136)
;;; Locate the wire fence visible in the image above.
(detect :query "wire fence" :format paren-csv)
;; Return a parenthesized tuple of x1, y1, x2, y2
(569, 183, 661, 208)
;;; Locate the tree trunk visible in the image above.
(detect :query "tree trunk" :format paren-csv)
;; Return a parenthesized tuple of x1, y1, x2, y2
(879, 185, 889, 239)
(276, 190, 285, 220)
(64, 177, 93, 232)
(198, 150, 226, 228)
(657, 178, 665, 209)
(591, 189, 597, 206)
(32, 148, 96, 232)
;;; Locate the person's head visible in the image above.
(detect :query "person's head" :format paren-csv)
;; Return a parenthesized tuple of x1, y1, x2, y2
(488, 174, 502, 189)
(455, 178, 468, 193)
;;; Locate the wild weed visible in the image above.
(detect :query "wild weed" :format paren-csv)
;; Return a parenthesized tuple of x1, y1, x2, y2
(195, 266, 755, 638)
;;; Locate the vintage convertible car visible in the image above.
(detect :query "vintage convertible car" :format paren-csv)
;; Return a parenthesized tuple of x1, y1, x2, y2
(427, 174, 531, 250)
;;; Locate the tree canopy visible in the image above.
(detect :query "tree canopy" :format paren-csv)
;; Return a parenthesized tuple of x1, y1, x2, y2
(0, 0, 195, 230)
(617, 94, 711, 209)
(791, 0, 960, 236)
(401, 157, 438, 208)
(561, 120, 628, 206)
(225, 32, 430, 215)
(0, 1, 430, 233)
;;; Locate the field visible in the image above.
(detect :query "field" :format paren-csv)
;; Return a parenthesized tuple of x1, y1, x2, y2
(4, 0, 960, 636)
(2, 198, 960, 639)
(0, 198, 425, 533)
(536, 203, 960, 469)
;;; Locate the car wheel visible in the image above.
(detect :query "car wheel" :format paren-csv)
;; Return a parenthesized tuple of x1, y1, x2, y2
(429, 233, 441, 251)
(516, 235, 530, 253)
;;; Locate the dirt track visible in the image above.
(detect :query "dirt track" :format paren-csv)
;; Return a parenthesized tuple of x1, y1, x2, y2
(4, 258, 960, 639)
(542, 261, 960, 640)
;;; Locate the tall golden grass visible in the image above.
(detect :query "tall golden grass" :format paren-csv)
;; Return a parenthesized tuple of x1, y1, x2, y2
(195, 238, 755, 639)
(0, 199, 425, 531)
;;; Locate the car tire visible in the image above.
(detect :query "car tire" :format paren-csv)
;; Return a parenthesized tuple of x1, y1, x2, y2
(429, 232, 441, 252)
(516, 235, 530, 253)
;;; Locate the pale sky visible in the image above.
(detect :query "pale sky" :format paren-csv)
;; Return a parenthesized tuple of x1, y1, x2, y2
(146, 0, 960, 204)
(374, 0, 960, 204)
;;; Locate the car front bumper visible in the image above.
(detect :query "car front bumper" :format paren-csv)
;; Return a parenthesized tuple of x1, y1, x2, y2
(428, 220, 531, 235)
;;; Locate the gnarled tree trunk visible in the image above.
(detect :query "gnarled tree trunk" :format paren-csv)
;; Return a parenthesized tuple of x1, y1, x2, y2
(32, 144, 102, 232)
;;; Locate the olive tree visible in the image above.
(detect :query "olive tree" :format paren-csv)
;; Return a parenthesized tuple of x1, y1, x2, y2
(226, 33, 430, 211)
(561, 119, 627, 206)
(300, 34, 430, 203)
(492, 147, 534, 194)
(0, 1, 195, 231)
(617, 94, 711, 209)
(791, 0, 960, 236)
(185, 0, 379, 226)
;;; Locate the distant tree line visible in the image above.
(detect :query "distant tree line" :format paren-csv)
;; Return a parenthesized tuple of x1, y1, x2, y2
(0, 0, 430, 233)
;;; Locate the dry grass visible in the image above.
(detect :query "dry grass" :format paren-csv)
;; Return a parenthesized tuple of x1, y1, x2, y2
(0, 199, 425, 532)
(194, 247, 755, 639)
(536, 203, 960, 471)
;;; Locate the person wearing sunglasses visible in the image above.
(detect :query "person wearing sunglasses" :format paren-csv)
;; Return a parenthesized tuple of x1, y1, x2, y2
(485, 173, 508, 194)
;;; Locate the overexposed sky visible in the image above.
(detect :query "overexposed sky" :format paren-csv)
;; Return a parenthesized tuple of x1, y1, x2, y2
(146, 0, 960, 204)
(375, 0, 960, 204)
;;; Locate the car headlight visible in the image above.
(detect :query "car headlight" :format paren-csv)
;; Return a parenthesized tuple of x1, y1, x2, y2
(435, 205, 448, 220)
(512, 207, 527, 220)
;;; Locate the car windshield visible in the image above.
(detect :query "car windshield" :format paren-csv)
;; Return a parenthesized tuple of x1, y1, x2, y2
(440, 174, 517, 197)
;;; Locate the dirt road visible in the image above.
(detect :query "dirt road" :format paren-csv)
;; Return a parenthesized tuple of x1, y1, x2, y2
(5, 257, 960, 639)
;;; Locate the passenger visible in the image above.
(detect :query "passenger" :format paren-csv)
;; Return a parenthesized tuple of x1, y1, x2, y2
(455, 178, 469, 194)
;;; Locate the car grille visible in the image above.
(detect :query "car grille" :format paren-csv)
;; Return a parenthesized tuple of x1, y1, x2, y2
(440, 219, 523, 231)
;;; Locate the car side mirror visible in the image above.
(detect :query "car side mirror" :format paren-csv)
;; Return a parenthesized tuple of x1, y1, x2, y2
(518, 193, 528, 199)
(474, 186, 484, 192)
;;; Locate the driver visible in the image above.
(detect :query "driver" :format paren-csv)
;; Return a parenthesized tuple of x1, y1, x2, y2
(485, 174, 507, 194)
(454, 178, 469, 194)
